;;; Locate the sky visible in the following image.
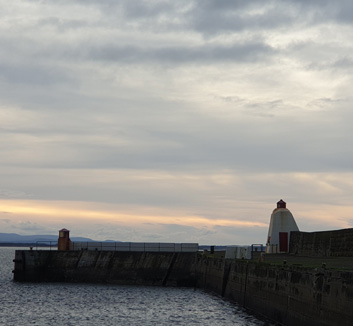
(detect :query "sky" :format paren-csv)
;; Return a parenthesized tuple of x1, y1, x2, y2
(1, 0, 353, 245)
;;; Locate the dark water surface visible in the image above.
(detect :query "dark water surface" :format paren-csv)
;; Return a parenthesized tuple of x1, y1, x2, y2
(0, 247, 273, 326)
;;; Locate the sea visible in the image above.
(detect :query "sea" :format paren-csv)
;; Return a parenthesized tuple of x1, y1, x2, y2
(0, 247, 275, 326)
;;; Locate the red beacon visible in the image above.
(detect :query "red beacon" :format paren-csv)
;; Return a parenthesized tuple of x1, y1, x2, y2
(58, 228, 71, 251)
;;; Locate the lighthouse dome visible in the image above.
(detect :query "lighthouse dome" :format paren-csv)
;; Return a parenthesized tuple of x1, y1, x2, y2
(266, 200, 299, 253)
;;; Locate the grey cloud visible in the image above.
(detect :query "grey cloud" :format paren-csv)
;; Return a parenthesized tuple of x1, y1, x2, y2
(189, 2, 290, 35)
(108, 0, 295, 35)
(242, 99, 284, 118)
(72, 0, 291, 33)
(2, 96, 352, 174)
(119, 1, 181, 20)
(189, 1, 353, 33)
(13, 221, 46, 233)
(299, 0, 353, 24)
(281, 40, 353, 75)
(307, 59, 353, 72)
(192, 0, 260, 11)
(75, 0, 186, 18)
(7, 0, 351, 77)
(35, 0, 353, 36)
(335, 5, 353, 23)
(88, 42, 274, 64)
(0, 63, 73, 86)
(0, 189, 32, 199)
(37, 17, 91, 31)
(307, 97, 345, 110)
(332, 57, 353, 69)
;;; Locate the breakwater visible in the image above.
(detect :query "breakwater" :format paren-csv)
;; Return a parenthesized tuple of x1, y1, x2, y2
(13, 250, 353, 326)
(195, 255, 353, 326)
(13, 250, 197, 286)
(290, 229, 353, 257)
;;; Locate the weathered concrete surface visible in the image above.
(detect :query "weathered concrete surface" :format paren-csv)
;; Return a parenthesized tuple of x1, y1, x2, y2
(290, 229, 353, 257)
(195, 255, 353, 326)
(13, 250, 197, 286)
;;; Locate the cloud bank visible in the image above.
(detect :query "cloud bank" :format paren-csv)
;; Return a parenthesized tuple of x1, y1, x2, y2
(1, 0, 353, 244)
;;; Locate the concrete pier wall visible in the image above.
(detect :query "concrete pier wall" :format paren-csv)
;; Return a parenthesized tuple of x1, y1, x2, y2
(195, 255, 353, 326)
(13, 250, 197, 286)
(290, 229, 353, 257)
(13, 250, 353, 326)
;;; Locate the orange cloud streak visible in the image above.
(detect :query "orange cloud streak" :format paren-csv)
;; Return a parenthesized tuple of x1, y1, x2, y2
(0, 199, 267, 228)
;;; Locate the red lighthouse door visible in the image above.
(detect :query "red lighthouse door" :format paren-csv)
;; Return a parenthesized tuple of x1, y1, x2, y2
(279, 232, 288, 252)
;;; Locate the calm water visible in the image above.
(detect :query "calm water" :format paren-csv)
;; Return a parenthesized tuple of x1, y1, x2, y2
(0, 247, 273, 326)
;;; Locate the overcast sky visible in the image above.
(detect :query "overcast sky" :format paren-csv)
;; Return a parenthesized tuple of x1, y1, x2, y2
(1, 0, 353, 245)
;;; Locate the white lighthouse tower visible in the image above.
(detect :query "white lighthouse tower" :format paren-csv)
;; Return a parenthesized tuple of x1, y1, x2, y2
(266, 199, 299, 253)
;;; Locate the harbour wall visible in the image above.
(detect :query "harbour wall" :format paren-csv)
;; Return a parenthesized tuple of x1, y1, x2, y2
(290, 228, 353, 257)
(195, 255, 353, 326)
(13, 250, 197, 286)
(13, 250, 353, 326)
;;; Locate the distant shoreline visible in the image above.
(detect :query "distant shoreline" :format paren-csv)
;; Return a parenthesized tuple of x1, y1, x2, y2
(0, 243, 57, 247)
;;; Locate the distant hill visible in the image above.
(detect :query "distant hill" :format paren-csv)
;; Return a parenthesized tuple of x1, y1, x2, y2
(0, 233, 223, 247)
(0, 232, 94, 244)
